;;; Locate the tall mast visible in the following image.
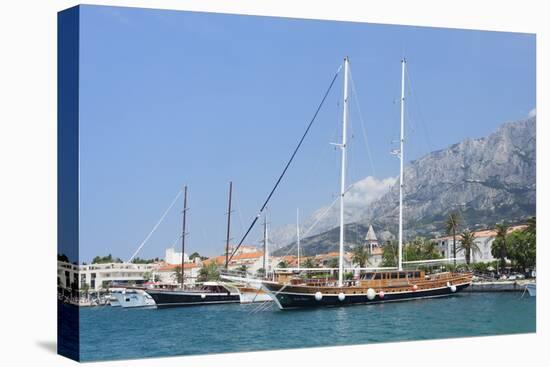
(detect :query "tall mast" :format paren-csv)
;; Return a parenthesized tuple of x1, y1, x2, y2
(338, 57, 350, 287)
(181, 186, 188, 289)
(263, 216, 267, 276)
(224, 181, 233, 269)
(263, 211, 269, 275)
(398, 59, 406, 271)
(297, 208, 301, 270)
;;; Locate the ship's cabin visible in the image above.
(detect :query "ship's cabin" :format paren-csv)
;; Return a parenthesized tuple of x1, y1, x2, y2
(361, 270, 424, 281)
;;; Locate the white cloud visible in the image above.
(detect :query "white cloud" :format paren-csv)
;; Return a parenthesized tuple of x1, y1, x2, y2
(270, 176, 396, 247)
(344, 176, 397, 207)
(528, 107, 536, 118)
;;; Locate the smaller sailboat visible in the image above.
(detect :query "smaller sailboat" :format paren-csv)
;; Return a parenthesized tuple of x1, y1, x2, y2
(147, 186, 241, 308)
(220, 183, 272, 303)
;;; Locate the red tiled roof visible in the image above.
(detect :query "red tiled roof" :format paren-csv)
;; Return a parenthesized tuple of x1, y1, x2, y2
(158, 263, 199, 271)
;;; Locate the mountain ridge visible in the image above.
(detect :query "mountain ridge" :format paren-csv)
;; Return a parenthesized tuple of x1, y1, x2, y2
(273, 116, 536, 257)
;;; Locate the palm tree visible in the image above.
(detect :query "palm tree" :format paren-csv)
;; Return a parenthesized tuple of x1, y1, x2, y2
(458, 230, 480, 266)
(491, 223, 509, 272)
(302, 257, 316, 269)
(526, 216, 536, 237)
(352, 245, 370, 269)
(381, 240, 398, 267)
(277, 260, 289, 269)
(198, 262, 220, 282)
(445, 212, 462, 265)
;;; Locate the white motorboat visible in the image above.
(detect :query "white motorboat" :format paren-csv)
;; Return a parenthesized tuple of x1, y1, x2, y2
(113, 289, 156, 308)
(526, 282, 536, 297)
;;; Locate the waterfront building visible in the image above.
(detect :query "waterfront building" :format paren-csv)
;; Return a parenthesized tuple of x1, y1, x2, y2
(432, 225, 527, 263)
(204, 246, 266, 275)
(156, 262, 200, 286)
(57, 261, 159, 292)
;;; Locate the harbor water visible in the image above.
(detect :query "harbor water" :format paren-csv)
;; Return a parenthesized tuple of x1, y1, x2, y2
(70, 292, 535, 361)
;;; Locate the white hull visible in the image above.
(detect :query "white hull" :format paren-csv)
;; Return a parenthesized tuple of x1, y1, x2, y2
(113, 290, 156, 308)
(526, 283, 536, 297)
(238, 289, 273, 303)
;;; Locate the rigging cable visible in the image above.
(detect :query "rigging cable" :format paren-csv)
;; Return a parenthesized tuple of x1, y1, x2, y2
(349, 66, 377, 177)
(127, 189, 183, 263)
(227, 63, 343, 263)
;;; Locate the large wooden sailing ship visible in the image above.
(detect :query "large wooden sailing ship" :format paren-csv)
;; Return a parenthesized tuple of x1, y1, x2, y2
(258, 57, 472, 309)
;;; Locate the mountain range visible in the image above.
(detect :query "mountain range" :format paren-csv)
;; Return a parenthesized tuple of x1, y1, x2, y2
(272, 116, 536, 257)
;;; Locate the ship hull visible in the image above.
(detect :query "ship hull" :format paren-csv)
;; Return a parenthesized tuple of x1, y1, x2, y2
(147, 290, 240, 308)
(262, 282, 471, 310)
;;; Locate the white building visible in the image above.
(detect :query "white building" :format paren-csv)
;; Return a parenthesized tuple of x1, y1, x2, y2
(203, 245, 266, 275)
(433, 225, 527, 263)
(57, 261, 158, 292)
(165, 247, 189, 265)
(156, 262, 200, 286)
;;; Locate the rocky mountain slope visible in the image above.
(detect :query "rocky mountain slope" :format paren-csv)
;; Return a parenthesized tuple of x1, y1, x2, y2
(273, 116, 536, 257)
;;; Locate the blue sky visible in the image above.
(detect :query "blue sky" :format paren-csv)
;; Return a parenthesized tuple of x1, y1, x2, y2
(77, 5, 535, 262)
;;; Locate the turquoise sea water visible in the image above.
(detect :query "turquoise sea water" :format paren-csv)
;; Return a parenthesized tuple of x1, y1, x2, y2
(74, 293, 535, 361)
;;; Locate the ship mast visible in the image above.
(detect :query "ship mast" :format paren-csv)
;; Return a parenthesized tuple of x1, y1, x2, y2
(181, 186, 188, 289)
(398, 59, 406, 271)
(338, 57, 350, 287)
(225, 181, 233, 269)
(262, 212, 269, 276)
(296, 208, 301, 270)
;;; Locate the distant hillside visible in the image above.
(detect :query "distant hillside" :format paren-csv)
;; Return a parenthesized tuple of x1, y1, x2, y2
(273, 116, 536, 257)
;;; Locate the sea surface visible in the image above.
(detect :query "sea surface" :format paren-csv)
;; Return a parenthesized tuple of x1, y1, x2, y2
(70, 292, 535, 361)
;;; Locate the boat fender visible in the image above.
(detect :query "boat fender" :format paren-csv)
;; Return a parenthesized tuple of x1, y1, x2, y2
(366, 288, 376, 300)
(338, 292, 346, 301)
(412, 284, 418, 291)
(450, 285, 457, 293)
(200, 294, 206, 299)
(378, 291, 385, 299)
(314, 292, 323, 301)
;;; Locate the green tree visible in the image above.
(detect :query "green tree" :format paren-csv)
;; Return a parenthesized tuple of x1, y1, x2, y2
(92, 254, 123, 264)
(352, 245, 370, 269)
(458, 230, 480, 265)
(381, 240, 398, 267)
(526, 216, 536, 237)
(256, 268, 266, 277)
(325, 257, 338, 269)
(57, 254, 69, 262)
(491, 223, 509, 271)
(445, 212, 462, 265)
(198, 262, 220, 282)
(403, 237, 441, 262)
(277, 260, 289, 269)
(237, 264, 248, 274)
(302, 257, 317, 269)
(81, 283, 90, 298)
(507, 230, 536, 271)
(172, 266, 183, 284)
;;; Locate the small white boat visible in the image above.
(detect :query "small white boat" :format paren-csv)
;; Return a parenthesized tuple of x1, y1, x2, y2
(526, 282, 536, 297)
(236, 285, 273, 303)
(108, 288, 125, 307)
(113, 289, 156, 308)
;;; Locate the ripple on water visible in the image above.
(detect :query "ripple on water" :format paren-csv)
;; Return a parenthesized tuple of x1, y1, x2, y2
(73, 292, 535, 361)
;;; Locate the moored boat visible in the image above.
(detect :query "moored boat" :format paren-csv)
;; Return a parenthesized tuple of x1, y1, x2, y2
(112, 289, 156, 308)
(147, 282, 240, 308)
(262, 270, 471, 309)
(526, 282, 536, 297)
(259, 57, 472, 309)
